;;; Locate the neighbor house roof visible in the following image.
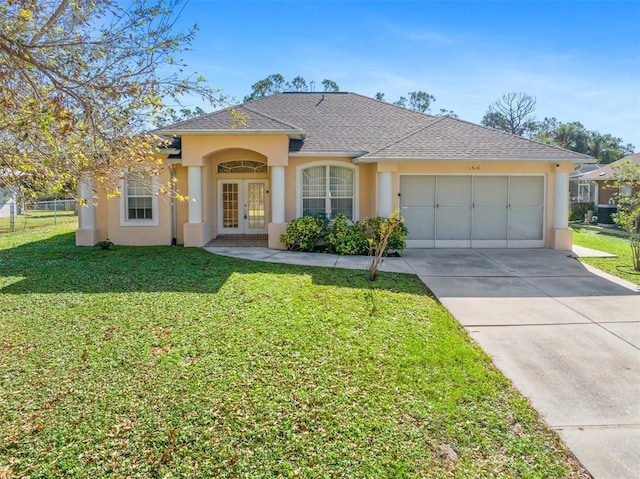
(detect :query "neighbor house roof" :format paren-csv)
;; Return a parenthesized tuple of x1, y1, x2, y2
(570, 163, 604, 180)
(581, 153, 640, 181)
(159, 92, 593, 162)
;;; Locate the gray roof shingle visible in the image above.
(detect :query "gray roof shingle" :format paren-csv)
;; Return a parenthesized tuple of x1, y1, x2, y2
(159, 92, 593, 162)
(581, 153, 640, 181)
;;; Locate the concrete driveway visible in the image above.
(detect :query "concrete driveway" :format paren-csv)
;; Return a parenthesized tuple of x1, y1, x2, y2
(206, 245, 640, 478)
(402, 248, 640, 479)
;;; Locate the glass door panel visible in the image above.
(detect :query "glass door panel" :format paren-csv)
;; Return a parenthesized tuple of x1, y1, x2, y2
(218, 180, 268, 234)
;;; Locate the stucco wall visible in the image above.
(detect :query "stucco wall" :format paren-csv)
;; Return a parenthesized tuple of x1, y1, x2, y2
(105, 168, 173, 246)
(85, 128, 577, 249)
(181, 135, 289, 167)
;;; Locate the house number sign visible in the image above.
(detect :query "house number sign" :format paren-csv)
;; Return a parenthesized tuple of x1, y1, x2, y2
(469, 165, 481, 171)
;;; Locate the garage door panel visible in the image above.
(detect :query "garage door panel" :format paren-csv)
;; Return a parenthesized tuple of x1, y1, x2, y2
(436, 207, 471, 241)
(509, 176, 544, 207)
(474, 176, 508, 207)
(400, 176, 435, 206)
(509, 208, 544, 241)
(401, 208, 435, 241)
(437, 176, 471, 206)
(473, 208, 508, 240)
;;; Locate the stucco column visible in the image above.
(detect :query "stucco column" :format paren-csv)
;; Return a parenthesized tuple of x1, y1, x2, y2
(271, 166, 285, 224)
(75, 178, 98, 246)
(187, 166, 202, 224)
(554, 172, 569, 229)
(80, 179, 95, 229)
(268, 165, 287, 250)
(183, 165, 210, 247)
(551, 171, 572, 250)
(378, 171, 393, 217)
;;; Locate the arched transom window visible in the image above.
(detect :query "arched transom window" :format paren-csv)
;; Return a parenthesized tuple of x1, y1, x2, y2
(217, 160, 267, 173)
(300, 164, 356, 219)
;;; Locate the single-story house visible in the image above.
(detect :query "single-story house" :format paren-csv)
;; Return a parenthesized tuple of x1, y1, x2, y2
(76, 92, 593, 250)
(570, 163, 602, 205)
(580, 153, 640, 206)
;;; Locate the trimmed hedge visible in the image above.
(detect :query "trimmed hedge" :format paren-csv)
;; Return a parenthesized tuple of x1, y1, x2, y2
(281, 213, 407, 255)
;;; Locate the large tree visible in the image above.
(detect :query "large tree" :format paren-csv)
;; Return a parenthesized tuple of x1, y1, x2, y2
(481, 92, 537, 137)
(0, 0, 225, 199)
(532, 117, 634, 163)
(243, 74, 340, 102)
(391, 90, 438, 113)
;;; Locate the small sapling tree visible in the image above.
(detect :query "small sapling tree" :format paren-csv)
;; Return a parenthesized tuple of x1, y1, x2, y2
(612, 160, 640, 271)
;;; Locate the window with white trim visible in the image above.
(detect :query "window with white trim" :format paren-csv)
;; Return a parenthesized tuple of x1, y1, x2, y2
(120, 171, 159, 226)
(300, 164, 355, 219)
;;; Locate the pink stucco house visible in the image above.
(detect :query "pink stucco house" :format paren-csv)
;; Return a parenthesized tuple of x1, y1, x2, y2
(76, 92, 592, 250)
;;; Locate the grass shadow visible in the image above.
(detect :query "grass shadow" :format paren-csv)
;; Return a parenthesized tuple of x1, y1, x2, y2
(0, 232, 425, 296)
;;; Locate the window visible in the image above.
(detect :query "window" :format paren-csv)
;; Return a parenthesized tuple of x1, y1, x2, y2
(299, 163, 356, 219)
(217, 160, 267, 173)
(120, 172, 159, 226)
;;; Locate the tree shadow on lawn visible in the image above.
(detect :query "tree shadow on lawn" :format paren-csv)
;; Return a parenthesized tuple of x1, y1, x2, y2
(0, 232, 427, 296)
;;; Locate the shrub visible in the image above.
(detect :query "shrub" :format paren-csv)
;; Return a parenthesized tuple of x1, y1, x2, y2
(362, 215, 408, 254)
(280, 214, 329, 251)
(366, 210, 407, 281)
(569, 203, 593, 221)
(326, 214, 368, 255)
(97, 239, 114, 250)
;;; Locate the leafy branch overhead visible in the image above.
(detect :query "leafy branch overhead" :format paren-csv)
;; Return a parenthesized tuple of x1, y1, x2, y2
(0, 0, 225, 198)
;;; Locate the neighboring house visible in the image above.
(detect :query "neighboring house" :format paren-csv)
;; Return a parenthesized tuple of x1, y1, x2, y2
(0, 187, 19, 218)
(570, 163, 602, 205)
(581, 153, 640, 206)
(76, 92, 593, 250)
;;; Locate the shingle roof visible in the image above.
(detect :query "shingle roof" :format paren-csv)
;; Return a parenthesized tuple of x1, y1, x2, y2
(581, 153, 640, 181)
(159, 92, 593, 162)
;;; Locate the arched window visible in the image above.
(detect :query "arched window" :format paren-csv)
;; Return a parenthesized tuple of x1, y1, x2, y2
(299, 163, 357, 219)
(217, 160, 267, 173)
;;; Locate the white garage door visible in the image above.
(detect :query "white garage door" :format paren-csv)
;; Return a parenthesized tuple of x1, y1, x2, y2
(400, 175, 545, 248)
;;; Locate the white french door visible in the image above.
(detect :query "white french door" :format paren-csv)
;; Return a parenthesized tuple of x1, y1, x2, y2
(217, 180, 268, 235)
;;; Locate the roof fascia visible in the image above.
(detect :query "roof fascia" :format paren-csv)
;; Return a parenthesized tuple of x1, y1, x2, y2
(289, 151, 367, 158)
(158, 129, 305, 139)
(353, 156, 596, 164)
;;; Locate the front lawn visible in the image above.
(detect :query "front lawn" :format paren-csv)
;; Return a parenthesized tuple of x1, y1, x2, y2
(572, 226, 640, 285)
(0, 224, 587, 477)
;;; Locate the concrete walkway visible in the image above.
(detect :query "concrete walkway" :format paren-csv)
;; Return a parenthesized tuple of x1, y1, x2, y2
(204, 245, 640, 479)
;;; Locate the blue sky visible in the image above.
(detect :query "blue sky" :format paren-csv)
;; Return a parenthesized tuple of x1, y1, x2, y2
(176, 0, 640, 149)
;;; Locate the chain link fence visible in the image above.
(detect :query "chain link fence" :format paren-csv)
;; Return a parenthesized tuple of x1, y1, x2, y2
(0, 199, 78, 233)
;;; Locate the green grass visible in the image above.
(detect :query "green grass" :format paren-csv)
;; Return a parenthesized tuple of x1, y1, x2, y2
(0, 223, 587, 478)
(572, 226, 640, 285)
(0, 210, 77, 233)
